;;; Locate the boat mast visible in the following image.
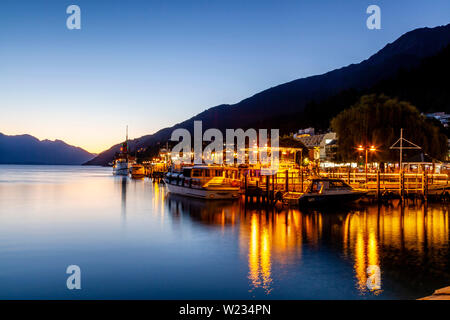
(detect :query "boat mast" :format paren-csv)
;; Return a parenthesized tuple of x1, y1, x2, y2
(390, 128, 421, 173)
(400, 128, 403, 173)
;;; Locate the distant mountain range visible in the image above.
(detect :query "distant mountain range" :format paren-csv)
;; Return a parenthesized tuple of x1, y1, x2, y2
(0, 133, 95, 165)
(80, 23, 449, 165)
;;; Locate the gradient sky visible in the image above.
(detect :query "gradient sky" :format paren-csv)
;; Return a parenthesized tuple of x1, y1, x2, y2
(1, 0, 449, 153)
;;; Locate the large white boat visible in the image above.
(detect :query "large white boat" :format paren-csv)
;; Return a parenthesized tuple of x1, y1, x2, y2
(164, 165, 240, 200)
(113, 127, 130, 176)
(113, 158, 130, 176)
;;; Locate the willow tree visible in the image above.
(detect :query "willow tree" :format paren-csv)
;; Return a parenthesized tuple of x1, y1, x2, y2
(330, 94, 448, 162)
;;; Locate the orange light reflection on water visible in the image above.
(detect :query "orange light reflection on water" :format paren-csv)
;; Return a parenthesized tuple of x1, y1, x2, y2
(164, 192, 449, 297)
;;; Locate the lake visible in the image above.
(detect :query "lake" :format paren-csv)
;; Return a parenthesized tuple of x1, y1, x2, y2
(0, 165, 448, 299)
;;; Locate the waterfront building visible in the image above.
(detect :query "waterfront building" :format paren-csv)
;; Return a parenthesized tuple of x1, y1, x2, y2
(425, 112, 449, 128)
(295, 131, 337, 162)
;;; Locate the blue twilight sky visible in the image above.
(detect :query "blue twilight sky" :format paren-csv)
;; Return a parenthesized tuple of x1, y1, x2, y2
(1, 0, 449, 153)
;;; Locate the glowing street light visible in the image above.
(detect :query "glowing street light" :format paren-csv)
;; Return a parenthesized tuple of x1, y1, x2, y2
(356, 145, 377, 185)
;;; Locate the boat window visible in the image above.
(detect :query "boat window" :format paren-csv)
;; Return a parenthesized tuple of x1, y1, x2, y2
(329, 180, 349, 189)
(192, 169, 202, 177)
(215, 170, 222, 177)
(204, 170, 211, 177)
(182, 169, 192, 178)
(311, 181, 324, 193)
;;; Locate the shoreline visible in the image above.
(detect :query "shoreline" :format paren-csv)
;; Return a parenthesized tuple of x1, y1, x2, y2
(419, 287, 450, 300)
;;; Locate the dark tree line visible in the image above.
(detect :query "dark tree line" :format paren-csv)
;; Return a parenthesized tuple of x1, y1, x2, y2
(331, 94, 448, 162)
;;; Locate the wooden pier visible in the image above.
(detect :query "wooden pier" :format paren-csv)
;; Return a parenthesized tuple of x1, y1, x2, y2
(241, 169, 449, 205)
(322, 172, 449, 201)
(241, 169, 309, 205)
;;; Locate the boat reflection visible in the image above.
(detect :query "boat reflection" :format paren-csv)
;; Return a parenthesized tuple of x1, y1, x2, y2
(164, 192, 450, 297)
(114, 176, 128, 222)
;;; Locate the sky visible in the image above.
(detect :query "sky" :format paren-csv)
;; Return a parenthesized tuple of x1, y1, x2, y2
(1, 0, 449, 153)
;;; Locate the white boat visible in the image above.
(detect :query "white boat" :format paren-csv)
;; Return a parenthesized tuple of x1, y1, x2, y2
(113, 159, 129, 176)
(164, 165, 240, 200)
(113, 127, 130, 176)
(299, 178, 367, 205)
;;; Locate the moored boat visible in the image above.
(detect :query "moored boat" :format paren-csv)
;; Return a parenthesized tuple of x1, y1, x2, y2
(299, 178, 366, 205)
(130, 163, 145, 179)
(113, 158, 130, 176)
(164, 165, 240, 200)
(113, 127, 130, 176)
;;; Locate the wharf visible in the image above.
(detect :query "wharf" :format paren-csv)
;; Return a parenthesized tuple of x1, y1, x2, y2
(242, 170, 449, 206)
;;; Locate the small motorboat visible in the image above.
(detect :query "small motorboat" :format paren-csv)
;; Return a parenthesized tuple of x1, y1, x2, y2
(164, 165, 240, 200)
(299, 178, 366, 205)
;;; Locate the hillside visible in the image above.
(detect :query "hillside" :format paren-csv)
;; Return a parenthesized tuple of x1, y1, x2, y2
(0, 133, 95, 165)
(85, 24, 450, 166)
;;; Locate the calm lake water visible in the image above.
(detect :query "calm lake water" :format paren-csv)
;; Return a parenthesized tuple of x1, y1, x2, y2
(0, 165, 449, 299)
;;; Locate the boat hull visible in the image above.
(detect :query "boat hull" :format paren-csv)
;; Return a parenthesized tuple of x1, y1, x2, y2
(165, 183, 239, 200)
(130, 166, 146, 179)
(113, 163, 129, 176)
(299, 191, 366, 205)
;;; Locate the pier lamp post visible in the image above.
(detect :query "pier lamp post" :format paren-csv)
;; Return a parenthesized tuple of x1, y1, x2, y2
(357, 145, 377, 185)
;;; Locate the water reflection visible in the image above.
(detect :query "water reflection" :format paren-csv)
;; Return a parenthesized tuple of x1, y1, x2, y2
(343, 208, 382, 294)
(247, 213, 272, 294)
(1, 165, 448, 299)
(152, 181, 166, 222)
(120, 177, 127, 221)
(164, 193, 450, 297)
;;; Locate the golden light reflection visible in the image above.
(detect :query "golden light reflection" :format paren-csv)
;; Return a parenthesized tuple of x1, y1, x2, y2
(164, 193, 449, 297)
(344, 210, 382, 294)
(247, 213, 272, 294)
(241, 210, 308, 295)
(249, 214, 261, 289)
(344, 203, 449, 295)
(152, 182, 166, 223)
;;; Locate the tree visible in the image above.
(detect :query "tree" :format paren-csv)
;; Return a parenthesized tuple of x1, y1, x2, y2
(330, 94, 448, 162)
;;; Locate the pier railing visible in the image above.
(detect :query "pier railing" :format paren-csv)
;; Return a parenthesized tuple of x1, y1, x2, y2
(321, 172, 449, 194)
(242, 170, 449, 201)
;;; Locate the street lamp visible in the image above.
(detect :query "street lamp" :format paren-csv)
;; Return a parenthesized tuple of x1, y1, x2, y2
(357, 145, 377, 185)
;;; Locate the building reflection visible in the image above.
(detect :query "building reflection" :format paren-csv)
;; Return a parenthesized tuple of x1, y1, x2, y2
(151, 181, 166, 222)
(164, 191, 449, 296)
(342, 208, 381, 294)
(342, 203, 449, 294)
(246, 213, 272, 294)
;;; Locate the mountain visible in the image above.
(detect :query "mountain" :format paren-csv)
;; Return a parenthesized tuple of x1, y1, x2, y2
(85, 23, 450, 166)
(0, 133, 95, 165)
(246, 41, 450, 133)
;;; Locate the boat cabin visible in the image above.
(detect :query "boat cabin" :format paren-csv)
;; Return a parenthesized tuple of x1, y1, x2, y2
(166, 165, 240, 189)
(306, 178, 353, 194)
(181, 166, 238, 179)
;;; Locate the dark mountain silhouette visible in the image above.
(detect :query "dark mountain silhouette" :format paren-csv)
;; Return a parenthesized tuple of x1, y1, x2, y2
(249, 42, 450, 134)
(85, 23, 450, 166)
(0, 133, 95, 165)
